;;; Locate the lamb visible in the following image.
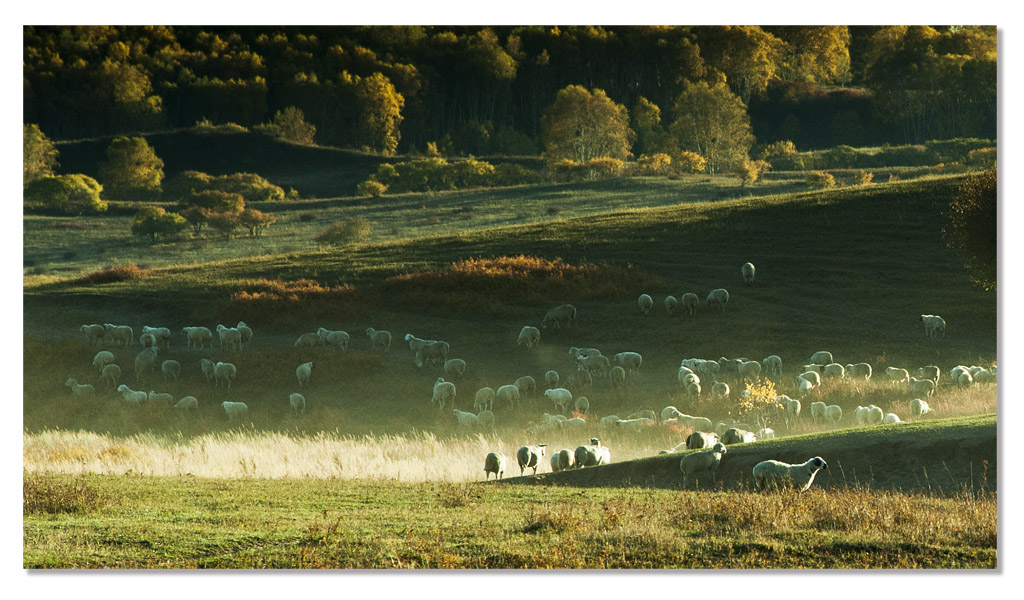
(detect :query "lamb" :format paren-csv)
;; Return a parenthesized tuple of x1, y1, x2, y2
(680, 292, 699, 316)
(885, 367, 911, 385)
(614, 417, 655, 432)
(200, 358, 216, 383)
(514, 375, 537, 399)
(289, 392, 306, 415)
(64, 378, 96, 398)
(236, 322, 253, 349)
(542, 303, 577, 329)
(516, 444, 547, 475)
(679, 442, 727, 488)
(574, 396, 590, 416)
(544, 388, 573, 414)
(741, 261, 756, 285)
(484, 452, 507, 480)
(453, 409, 479, 428)
(415, 340, 450, 368)
(117, 384, 147, 406)
(517, 325, 541, 349)
(752, 457, 828, 492)
(574, 438, 610, 468)
(711, 381, 730, 400)
(822, 363, 846, 379)
(614, 351, 642, 375)
(80, 324, 106, 347)
(809, 351, 833, 366)
(824, 404, 843, 425)
(637, 293, 654, 315)
(911, 398, 933, 419)
(721, 427, 757, 445)
(610, 365, 627, 389)
(100, 364, 121, 386)
(294, 331, 324, 349)
(686, 431, 719, 449)
(477, 410, 495, 433)
(920, 314, 946, 339)
(883, 413, 901, 424)
(103, 324, 133, 348)
(214, 362, 237, 389)
(544, 370, 560, 389)
(92, 350, 115, 372)
(216, 324, 243, 351)
(810, 401, 827, 423)
(432, 378, 456, 412)
(845, 363, 873, 380)
(496, 384, 521, 411)
(174, 396, 198, 410)
(221, 401, 249, 420)
(705, 288, 729, 312)
(738, 360, 761, 382)
(161, 360, 181, 383)
(134, 347, 159, 382)
(908, 376, 936, 397)
(444, 358, 467, 379)
(550, 449, 575, 473)
(664, 295, 679, 316)
(148, 391, 174, 405)
(317, 327, 350, 351)
(474, 387, 496, 412)
(182, 326, 214, 350)
(917, 365, 941, 384)
(761, 355, 783, 377)
(295, 361, 313, 387)
(365, 328, 392, 353)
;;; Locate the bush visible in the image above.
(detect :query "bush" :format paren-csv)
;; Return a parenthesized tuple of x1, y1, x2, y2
(238, 208, 277, 237)
(24, 474, 107, 515)
(757, 140, 797, 160)
(638, 153, 673, 176)
(806, 171, 836, 189)
(257, 106, 316, 145)
(874, 144, 940, 167)
(315, 217, 372, 246)
(78, 264, 148, 284)
(548, 159, 588, 182)
(206, 211, 241, 236)
(855, 170, 875, 185)
(491, 163, 544, 187)
(675, 151, 708, 174)
(357, 180, 388, 197)
(164, 170, 284, 205)
(24, 174, 107, 215)
(925, 138, 995, 163)
(967, 147, 997, 168)
(821, 145, 866, 169)
(586, 158, 625, 179)
(131, 206, 188, 241)
(735, 159, 771, 186)
(184, 190, 245, 213)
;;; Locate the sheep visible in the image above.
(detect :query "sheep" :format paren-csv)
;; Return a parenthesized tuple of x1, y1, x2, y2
(516, 444, 547, 475)
(885, 367, 910, 385)
(721, 428, 757, 445)
(453, 409, 479, 428)
(514, 375, 537, 399)
(614, 351, 643, 375)
(550, 449, 575, 473)
(637, 293, 654, 315)
(92, 350, 115, 372)
(544, 370, 560, 389)
(542, 303, 577, 329)
(64, 378, 96, 398)
(517, 325, 541, 349)
(614, 417, 655, 432)
(757, 427, 776, 440)
(116, 384, 147, 406)
(432, 378, 456, 412)
(141, 326, 171, 350)
(221, 401, 249, 420)
(562, 417, 588, 434)
(80, 324, 106, 347)
(182, 326, 214, 350)
(752, 457, 828, 492)
(664, 295, 679, 316)
(797, 371, 822, 388)
(236, 322, 253, 349)
(677, 366, 699, 388)
(544, 387, 573, 414)
(796, 377, 815, 398)
(496, 384, 521, 411)
(214, 362, 237, 389)
(296, 361, 313, 387)
(294, 331, 324, 349)
(216, 325, 243, 351)
(908, 376, 936, 397)
(711, 381, 730, 400)
(444, 358, 467, 379)
(474, 387, 496, 412)
(824, 404, 843, 425)
(810, 401, 827, 424)
(920, 314, 946, 338)
(574, 438, 610, 468)
(917, 365, 941, 384)
(484, 452, 507, 480)
(365, 327, 392, 353)
(627, 409, 658, 421)
(577, 354, 610, 378)
(599, 415, 621, 428)
(477, 409, 495, 432)
(404, 333, 428, 352)
(705, 288, 729, 312)
(948, 365, 970, 384)
(679, 442, 727, 488)
(974, 369, 996, 385)
(957, 371, 975, 389)
(866, 405, 884, 425)
(718, 357, 744, 379)
(686, 431, 719, 449)
(574, 396, 590, 416)
(148, 391, 174, 405)
(569, 346, 603, 361)
(741, 261, 756, 285)
(161, 359, 181, 383)
(174, 396, 198, 410)
(200, 358, 216, 383)
(845, 362, 873, 380)
(690, 416, 713, 432)
(779, 396, 801, 428)
(134, 347, 159, 382)
(883, 413, 901, 424)
(103, 324, 133, 348)
(100, 364, 121, 386)
(317, 327, 350, 351)
(822, 363, 846, 379)
(139, 332, 157, 349)
(809, 351, 833, 366)
(415, 340, 450, 368)
(604, 365, 624, 390)
(693, 359, 720, 383)
(911, 398, 933, 419)
(661, 406, 683, 422)
(680, 292, 699, 316)
(289, 392, 306, 415)
(738, 360, 761, 383)
(566, 368, 594, 394)
(762, 355, 783, 377)
(854, 405, 869, 425)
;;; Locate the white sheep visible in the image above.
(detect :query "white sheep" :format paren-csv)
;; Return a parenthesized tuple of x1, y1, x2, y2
(610, 366, 627, 389)
(614, 417, 655, 432)
(809, 351, 833, 365)
(885, 367, 910, 385)
(415, 340, 450, 368)
(566, 368, 594, 394)
(920, 314, 946, 339)
(917, 365, 941, 384)
(957, 371, 975, 389)
(296, 361, 313, 387)
(516, 444, 547, 475)
(677, 366, 700, 390)
(117, 384, 147, 406)
(822, 363, 846, 379)
(738, 360, 761, 383)
(761, 355, 782, 377)
(236, 322, 253, 349)
(103, 324, 133, 348)
(544, 387, 573, 414)
(664, 295, 679, 316)
(911, 398, 933, 419)
(721, 427, 757, 445)
(64, 378, 95, 398)
(569, 346, 602, 361)
(200, 358, 216, 383)
(574, 396, 590, 416)
(221, 401, 249, 420)
(550, 449, 575, 473)
(741, 262, 756, 285)
(680, 292, 699, 316)
(139, 332, 157, 349)
(797, 371, 822, 387)
(574, 438, 610, 468)
(365, 327, 392, 353)
(883, 413, 901, 424)
(810, 401, 826, 423)
(182, 326, 214, 350)
(908, 376, 936, 397)
(294, 331, 324, 349)
(453, 409, 478, 428)
(599, 415, 621, 428)
(496, 384, 521, 411)
(514, 375, 537, 399)
(544, 370, 560, 389)
(854, 405, 869, 426)
(148, 391, 174, 405)
(795, 377, 814, 398)
(174, 396, 198, 410)
(134, 347, 159, 382)
(432, 377, 456, 412)
(690, 416, 713, 432)
(974, 369, 996, 385)
(80, 324, 106, 347)
(679, 442, 727, 488)
(686, 431, 719, 449)
(214, 362, 237, 389)
(317, 327, 350, 351)
(216, 324, 243, 351)
(444, 358, 467, 379)
(542, 304, 577, 329)
(705, 288, 729, 312)
(161, 359, 181, 383)
(100, 364, 121, 386)
(142, 326, 171, 349)
(517, 325, 541, 349)
(637, 293, 654, 315)
(289, 392, 306, 415)
(477, 409, 495, 432)
(757, 427, 776, 440)
(846, 362, 873, 380)
(824, 404, 843, 425)
(753, 457, 828, 492)
(866, 405, 884, 425)
(661, 406, 682, 421)
(577, 354, 610, 378)
(778, 396, 801, 428)
(484, 452, 507, 480)
(562, 417, 588, 434)
(474, 387, 496, 412)
(93, 350, 115, 372)
(711, 381, 730, 400)
(614, 351, 642, 375)
(948, 365, 970, 383)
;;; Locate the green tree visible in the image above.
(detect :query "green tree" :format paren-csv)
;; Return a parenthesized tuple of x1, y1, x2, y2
(237, 208, 277, 237)
(541, 85, 634, 164)
(23, 124, 59, 185)
(354, 72, 405, 155)
(182, 190, 245, 214)
(769, 26, 851, 85)
(669, 80, 755, 174)
(24, 174, 107, 215)
(179, 205, 210, 234)
(944, 170, 996, 290)
(262, 106, 317, 145)
(98, 136, 164, 201)
(631, 97, 671, 156)
(131, 206, 187, 241)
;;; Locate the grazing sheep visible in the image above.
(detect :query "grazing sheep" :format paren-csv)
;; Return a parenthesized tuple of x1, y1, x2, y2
(809, 351, 833, 366)
(415, 340, 450, 368)
(762, 355, 783, 377)
(200, 358, 216, 383)
(614, 351, 643, 375)
(117, 384, 147, 406)
(883, 413, 901, 424)
(566, 368, 594, 394)
(721, 428, 757, 445)
(690, 416, 713, 432)
(81, 324, 106, 347)
(854, 405, 869, 425)
(289, 392, 306, 415)
(741, 262, 756, 285)
(866, 405, 884, 425)
(294, 331, 324, 349)
(516, 444, 547, 475)
(295, 361, 313, 387)
(161, 360, 181, 383)
(514, 375, 537, 399)
(911, 398, 933, 419)
(542, 304, 577, 329)
(957, 371, 975, 389)
(444, 358, 467, 379)
(174, 396, 198, 410)
(139, 332, 157, 349)
(550, 449, 575, 473)
(796, 377, 815, 398)
(92, 350, 115, 372)
(753, 457, 828, 492)
(637, 293, 654, 315)
(664, 295, 679, 315)
(738, 360, 762, 383)
(948, 365, 970, 384)
(677, 366, 699, 388)
(317, 327, 350, 351)
(477, 409, 495, 432)
(679, 442, 727, 488)
(141, 326, 172, 349)
(544, 387, 573, 414)
(917, 365, 941, 384)
(432, 378, 456, 412)
(908, 376, 936, 397)
(484, 452, 507, 480)
(562, 417, 588, 434)
(544, 370, 560, 389)
(221, 401, 249, 420)
(686, 431, 719, 449)
(216, 325, 243, 351)
(824, 404, 843, 425)
(474, 387, 496, 412)
(661, 406, 683, 421)
(599, 415, 622, 428)
(517, 325, 541, 349)
(214, 362, 237, 389)
(134, 347, 159, 382)
(574, 438, 610, 468)
(574, 396, 590, 416)
(846, 362, 873, 380)
(627, 409, 657, 421)
(365, 327, 392, 353)
(705, 288, 729, 312)
(822, 363, 846, 379)
(576, 354, 610, 378)
(614, 417, 655, 432)
(569, 346, 603, 361)
(681, 292, 699, 316)
(711, 381, 730, 400)
(693, 359, 720, 384)
(920, 314, 946, 338)
(797, 371, 822, 388)
(64, 378, 96, 398)
(100, 364, 121, 386)
(778, 396, 801, 429)
(606, 365, 625, 389)
(496, 384, 521, 411)
(103, 324, 134, 348)
(974, 369, 996, 385)
(235, 322, 253, 349)
(182, 326, 214, 350)
(148, 391, 174, 405)
(453, 409, 478, 428)
(886, 367, 911, 385)
(810, 401, 827, 424)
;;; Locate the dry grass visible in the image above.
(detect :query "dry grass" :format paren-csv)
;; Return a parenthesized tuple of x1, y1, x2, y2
(77, 263, 149, 284)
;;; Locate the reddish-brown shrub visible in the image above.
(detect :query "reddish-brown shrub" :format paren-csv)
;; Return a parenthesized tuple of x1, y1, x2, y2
(78, 264, 148, 284)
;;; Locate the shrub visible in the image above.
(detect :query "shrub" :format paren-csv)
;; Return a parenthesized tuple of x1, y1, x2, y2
(206, 211, 241, 236)
(757, 140, 797, 160)
(24, 174, 107, 215)
(675, 151, 707, 174)
(78, 264, 148, 284)
(855, 170, 874, 185)
(638, 153, 673, 176)
(357, 180, 388, 197)
(184, 190, 245, 214)
(216, 173, 286, 203)
(806, 171, 836, 189)
(821, 145, 865, 169)
(237, 208, 278, 237)
(735, 159, 771, 186)
(925, 138, 995, 163)
(131, 206, 188, 241)
(874, 144, 940, 167)
(586, 158, 625, 179)
(966, 147, 996, 168)
(24, 474, 108, 515)
(492, 163, 544, 187)
(548, 159, 587, 182)
(257, 106, 316, 145)
(315, 217, 372, 246)
(98, 136, 164, 202)
(163, 170, 214, 204)
(767, 152, 808, 171)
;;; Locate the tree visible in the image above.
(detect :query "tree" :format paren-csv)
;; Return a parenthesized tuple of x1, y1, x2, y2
(768, 26, 851, 85)
(238, 208, 277, 237)
(695, 26, 786, 104)
(131, 206, 187, 241)
(631, 97, 671, 156)
(354, 72, 405, 155)
(24, 174, 107, 215)
(23, 124, 59, 185)
(262, 106, 316, 145)
(540, 85, 634, 164)
(669, 80, 755, 174)
(182, 190, 245, 214)
(98, 136, 164, 201)
(179, 205, 210, 234)
(944, 170, 996, 290)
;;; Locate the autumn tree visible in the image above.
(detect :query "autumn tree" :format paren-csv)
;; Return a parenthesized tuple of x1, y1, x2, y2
(238, 208, 277, 237)
(631, 97, 671, 156)
(98, 136, 164, 201)
(768, 26, 852, 85)
(24, 174, 107, 215)
(944, 170, 996, 290)
(131, 206, 187, 241)
(23, 124, 59, 185)
(695, 26, 786, 104)
(669, 80, 755, 174)
(260, 106, 316, 145)
(354, 72, 405, 155)
(540, 85, 634, 164)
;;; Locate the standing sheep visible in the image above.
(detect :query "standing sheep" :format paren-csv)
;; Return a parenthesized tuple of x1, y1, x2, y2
(550, 448, 575, 473)
(541, 304, 577, 329)
(762, 355, 783, 377)
(221, 401, 249, 420)
(289, 392, 306, 415)
(484, 452, 507, 480)
(845, 362, 873, 380)
(711, 381, 730, 400)
(824, 404, 843, 425)
(496, 384, 521, 412)
(686, 431, 720, 450)
(544, 388, 573, 414)
(705, 288, 730, 312)
(100, 364, 121, 386)
(543, 370, 560, 389)
(236, 322, 253, 349)
(752, 457, 828, 492)
(317, 327, 350, 351)
(182, 326, 214, 350)
(741, 262, 756, 285)
(680, 293, 699, 316)
(637, 293, 654, 315)
(134, 347, 159, 382)
(296, 361, 313, 387)
(104, 324, 134, 348)
(365, 327, 392, 353)
(200, 358, 216, 383)
(93, 350, 115, 373)
(920, 314, 946, 339)
(614, 351, 643, 375)
(81, 324, 106, 347)
(444, 358, 467, 379)
(161, 360, 181, 383)
(610, 366, 627, 389)
(911, 398, 933, 419)
(516, 444, 547, 475)
(64, 378, 96, 398)
(664, 295, 679, 316)
(453, 409, 478, 429)
(217, 325, 242, 351)
(809, 351, 833, 366)
(514, 375, 537, 399)
(574, 396, 590, 416)
(474, 387, 496, 412)
(214, 362, 237, 389)
(432, 378, 456, 412)
(174, 396, 198, 410)
(294, 332, 324, 350)
(908, 377, 936, 397)
(679, 442, 727, 488)
(574, 438, 610, 468)
(810, 401, 827, 424)
(517, 325, 541, 349)
(721, 428, 757, 445)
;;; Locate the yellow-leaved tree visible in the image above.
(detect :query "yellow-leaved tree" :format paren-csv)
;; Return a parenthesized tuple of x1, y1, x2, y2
(540, 85, 634, 165)
(669, 80, 754, 174)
